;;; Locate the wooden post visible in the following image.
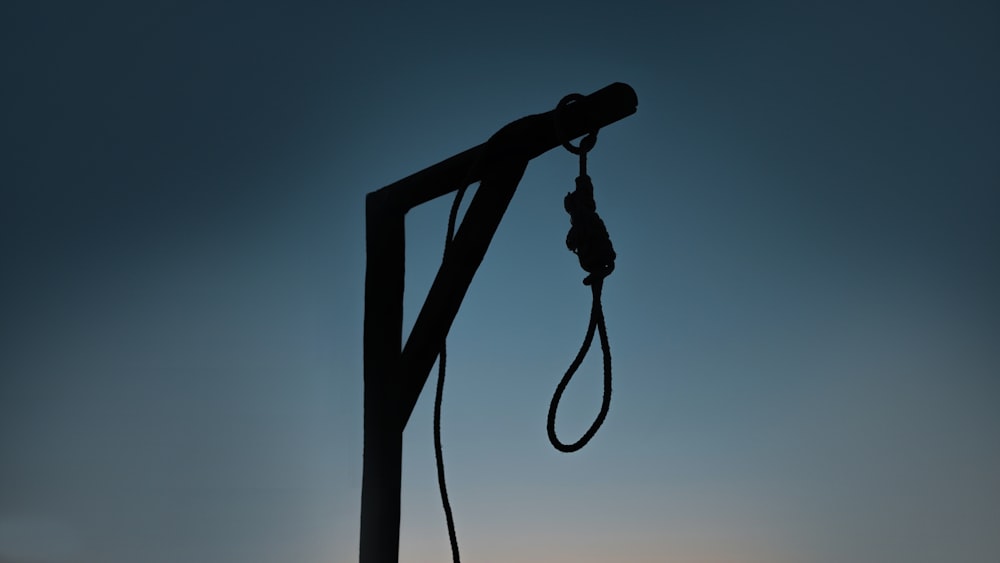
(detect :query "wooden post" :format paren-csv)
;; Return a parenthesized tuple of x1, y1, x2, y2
(360, 82, 638, 563)
(360, 191, 405, 563)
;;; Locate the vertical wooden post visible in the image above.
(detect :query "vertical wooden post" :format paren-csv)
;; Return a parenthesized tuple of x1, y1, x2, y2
(360, 192, 405, 563)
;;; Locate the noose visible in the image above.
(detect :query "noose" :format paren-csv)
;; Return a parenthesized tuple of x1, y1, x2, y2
(548, 93, 616, 453)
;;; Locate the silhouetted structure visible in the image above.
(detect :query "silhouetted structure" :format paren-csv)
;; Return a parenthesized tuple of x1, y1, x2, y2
(362, 82, 638, 563)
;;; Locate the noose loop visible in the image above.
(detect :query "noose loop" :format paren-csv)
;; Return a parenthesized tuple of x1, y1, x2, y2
(547, 278, 613, 452)
(549, 94, 616, 452)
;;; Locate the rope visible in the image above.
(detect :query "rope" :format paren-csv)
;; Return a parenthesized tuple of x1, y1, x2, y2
(435, 183, 466, 563)
(433, 133, 494, 563)
(548, 93, 616, 452)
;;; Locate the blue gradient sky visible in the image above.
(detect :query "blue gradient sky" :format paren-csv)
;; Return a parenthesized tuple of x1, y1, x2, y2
(3, 2, 999, 562)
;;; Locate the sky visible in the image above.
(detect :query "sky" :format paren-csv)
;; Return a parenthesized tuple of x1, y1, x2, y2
(2, 1, 998, 562)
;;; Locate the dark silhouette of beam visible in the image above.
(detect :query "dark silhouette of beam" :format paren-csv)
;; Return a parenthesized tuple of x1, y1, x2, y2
(371, 82, 638, 212)
(398, 152, 527, 430)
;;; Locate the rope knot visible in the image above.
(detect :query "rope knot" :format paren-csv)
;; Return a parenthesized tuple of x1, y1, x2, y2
(565, 174, 616, 285)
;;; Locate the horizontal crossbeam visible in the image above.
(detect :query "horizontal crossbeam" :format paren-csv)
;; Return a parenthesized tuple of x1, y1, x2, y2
(370, 82, 638, 212)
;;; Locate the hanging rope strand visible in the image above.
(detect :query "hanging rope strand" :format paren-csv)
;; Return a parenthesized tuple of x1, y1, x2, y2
(435, 183, 466, 563)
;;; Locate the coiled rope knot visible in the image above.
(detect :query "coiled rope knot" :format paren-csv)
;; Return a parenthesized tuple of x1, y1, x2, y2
(565, 174, 616, 285)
